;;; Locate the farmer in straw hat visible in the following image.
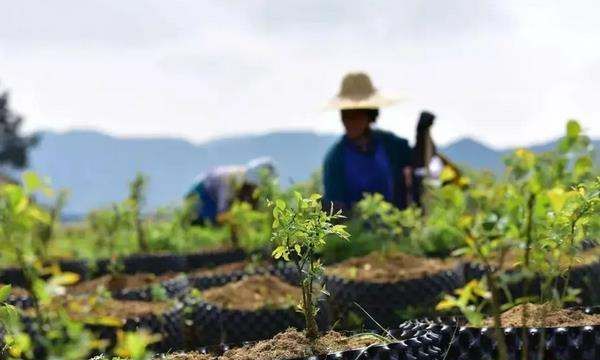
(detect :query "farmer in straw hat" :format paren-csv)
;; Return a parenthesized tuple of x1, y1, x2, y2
(323, 72, 413, 213)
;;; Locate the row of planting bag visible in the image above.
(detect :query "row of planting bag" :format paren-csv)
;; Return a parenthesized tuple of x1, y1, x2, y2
(187, 306, 600, 360)
(6, 306, 600, 360)
(397, 307, 600, 360)
(0, 248, 246, 287)
(1, 240, 600, 359)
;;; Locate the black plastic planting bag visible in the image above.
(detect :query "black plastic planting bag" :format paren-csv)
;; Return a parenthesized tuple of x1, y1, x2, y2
(188, 269, 248, 291)
(20, 302, 185, 357)
(188, 263, 300, 291)
(185, 249, 246, 271)
(326, 265, 464, 329)
(0, 267, 27, 287)
(566, 260, 600, 306)
(463, 259, 600, 306)
(189, 298, 331, 345)
(405, 307, 600, 360)
(58, 259, 91, 279)
(192, 323, 444, 360)
(1, 260, 90, 287)
(113, 274, 189, 301)
(0, 326, 6, 360)
(122, 253, 188, 274)
(118, 249, 246, 275)
(5, 291, 33, 309)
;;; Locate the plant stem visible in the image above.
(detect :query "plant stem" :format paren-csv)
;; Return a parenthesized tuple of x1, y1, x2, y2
(304, 251, 319, 341)
(487, 271, 509, 360)
(521, 193, 535, 360)
(135, 212, 149, 252)
(560, 207, 586, 302)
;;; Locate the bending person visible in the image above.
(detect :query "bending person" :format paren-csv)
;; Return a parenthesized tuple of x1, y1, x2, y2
(186, 157, 276, 225)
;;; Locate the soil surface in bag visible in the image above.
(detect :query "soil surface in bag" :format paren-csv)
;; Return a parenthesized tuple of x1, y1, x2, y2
(0, 284, 29, 297)
(202, 275, 300, 311)
(160, 352, 214, 360)
(190, 260, 268, 277)
(327, 251, 457, 283)
(467, 246, 599, 271)
(30, 297, 172, 321)
(572, 246, 600, 267)
(68, 273, 181, 294)
(161, 329, 381, 360)
(483, 303, 600, 328)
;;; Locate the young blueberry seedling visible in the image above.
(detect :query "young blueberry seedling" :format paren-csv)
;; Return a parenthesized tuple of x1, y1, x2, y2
(270, 192, 349, 341)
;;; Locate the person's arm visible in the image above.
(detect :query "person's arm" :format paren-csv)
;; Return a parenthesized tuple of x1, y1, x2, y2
(401, 139, 414, 206)
(403, 166, 413, 206)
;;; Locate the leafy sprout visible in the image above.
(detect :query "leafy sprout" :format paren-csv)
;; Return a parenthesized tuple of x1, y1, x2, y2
(269, 192, 349, 340)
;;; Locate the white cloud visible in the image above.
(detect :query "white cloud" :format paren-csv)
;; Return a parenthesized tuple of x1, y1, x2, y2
(0, 0, 598, 149)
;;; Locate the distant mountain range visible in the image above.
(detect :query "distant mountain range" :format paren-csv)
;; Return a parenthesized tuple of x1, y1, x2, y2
(22, 130, 598, 216)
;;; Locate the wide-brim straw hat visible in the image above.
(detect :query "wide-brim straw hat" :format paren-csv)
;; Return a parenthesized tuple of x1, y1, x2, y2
(326, 72, 401, 110)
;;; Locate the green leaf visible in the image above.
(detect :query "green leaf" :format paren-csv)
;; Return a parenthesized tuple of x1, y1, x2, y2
(294, 244, 302, 256)
(22, 171, 44, 192)
(574, 156, 592, 179)
(309, 193, 322, 201)
(0, 284, 12, 302)
(49, 272, 81, 286)
(566, 120, 581, 139)
(275, 199, 286, 210)
(440, 166, 458, 183)
(547, 188, 567, 213)
(272, 246, 286, 259)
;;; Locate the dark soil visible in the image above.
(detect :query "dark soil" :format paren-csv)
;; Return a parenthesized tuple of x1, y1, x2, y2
(462, 249, 522, 270)
(161, 352, 213, 360)
(68, 273, 180, 294)
(0, 284, 30, 297)
(34, 297, 172, 321)
(190, 261, 249, 277)
(202, 275, 300, 311)
(466, 246, 599, 271)
(328, 251, 457, 283)
(484, 303, 600, 328)
(205, 329, 381, 360)
(572, 247, 600, 267)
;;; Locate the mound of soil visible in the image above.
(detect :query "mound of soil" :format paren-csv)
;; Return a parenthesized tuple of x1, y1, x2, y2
(484, 303, 600, 328)
(571, 247, 600, 267)
(220, 329, 379, 360)
(190, 261, 249, 277)
(462, 249, 522, 271)
(161, 353, 213, 360)
(68, 273, 180, 294)
(467, 246, 600, 272)
(327, 251, 457, 283)
(35, 297, 172, 321)
(202, 275, 300, 311)
(0, 284, 29, 297)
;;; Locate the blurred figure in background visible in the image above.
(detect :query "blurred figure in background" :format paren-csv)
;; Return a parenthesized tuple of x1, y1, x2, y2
(323, 72, 412, 214)
(412, 111, 461, 206)
(186, 157, 276, 225)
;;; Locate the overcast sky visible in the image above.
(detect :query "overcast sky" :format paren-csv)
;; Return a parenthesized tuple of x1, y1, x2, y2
(1, 1, 599, 148)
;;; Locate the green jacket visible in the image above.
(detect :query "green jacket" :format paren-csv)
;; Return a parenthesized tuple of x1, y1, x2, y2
(323, 129, 412, 208)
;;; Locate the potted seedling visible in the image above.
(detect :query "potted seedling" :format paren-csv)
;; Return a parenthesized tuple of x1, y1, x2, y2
(432, 122, 599, 360)
(270, 192, 349, 340)
(324, 192, 463, 328)
(188, 193, 348, 345)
